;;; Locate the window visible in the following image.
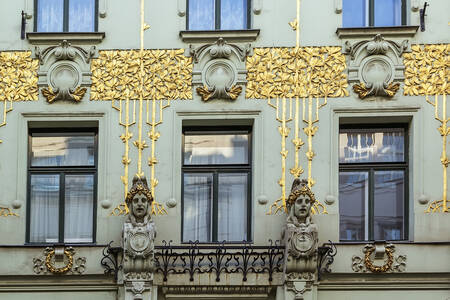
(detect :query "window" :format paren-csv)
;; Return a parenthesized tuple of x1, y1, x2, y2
(35, 0, 98, 32)
(187, 0, 251, 30)
(182, 127, 251, 242)
(339, 125, 408, 241)
(342, 0, 406, 27)
(27, 128, 97, 243)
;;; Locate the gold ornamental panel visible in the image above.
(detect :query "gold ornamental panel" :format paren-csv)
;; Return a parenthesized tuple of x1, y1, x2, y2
(90, 49, 193, 101)
(246, 47, 349, 99)
(0, 51, 38, 101)
(403, 44, 450, 96)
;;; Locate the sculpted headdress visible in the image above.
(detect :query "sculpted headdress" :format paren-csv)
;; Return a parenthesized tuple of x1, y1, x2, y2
(125, 176, 153, 206)
(286, 178, 316, 211)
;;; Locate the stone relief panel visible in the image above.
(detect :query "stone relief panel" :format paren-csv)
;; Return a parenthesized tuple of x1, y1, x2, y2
(35, 40, 95, 103)
(190, 38, 249, 101)
(345, 34, 409, 99)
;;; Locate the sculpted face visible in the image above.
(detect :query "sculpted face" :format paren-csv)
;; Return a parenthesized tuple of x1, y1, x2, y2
(132, 192, 149, 219)
(294, 193, 312, 219)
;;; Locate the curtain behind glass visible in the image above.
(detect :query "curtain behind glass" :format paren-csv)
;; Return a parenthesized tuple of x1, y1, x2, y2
(189, 0, 215, 30)
(374, 171, 404, 240)
(64, 174, 94, 243)
(339, 172, 368, 241)
(183, 173, 213, 242)
(374, 0, 402, 26)
(221, 0, 247, 30)
(343, 0, 366, 27)
(30, 174, 59, 243)
(217, 173, 247, 241)
(37, 0, 64, 32)
(69, 0, 95, 32)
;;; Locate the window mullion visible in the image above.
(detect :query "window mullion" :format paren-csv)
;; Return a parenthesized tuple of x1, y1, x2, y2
(212, 171, 219, 242)
(368, 168, 374, 240)
(63, 0, 69, 32)
(368, 0, 374, 26)
(215, 0, 221, 30)
(59, 172, 65, 243)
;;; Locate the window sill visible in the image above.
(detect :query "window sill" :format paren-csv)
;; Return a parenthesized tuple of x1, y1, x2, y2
(179, 29, 260, 43)
(336, 26, 419, 39)
(26, 32, 105, 45)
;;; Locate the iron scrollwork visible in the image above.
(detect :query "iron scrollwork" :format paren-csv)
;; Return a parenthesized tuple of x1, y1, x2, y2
(154, 240, 284, 282)
(101, 241, 122, 279)
(317, 240, 337, 280)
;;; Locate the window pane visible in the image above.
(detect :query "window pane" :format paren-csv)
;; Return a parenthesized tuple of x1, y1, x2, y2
(221, 0, 247, 30)
(184, 134, 248, 165)
(339, 172, 368, 241)
(183, 173, 213, 242)
(189, 0, 215, 30)
(374, 171, 404, 240)
(37, 0, 64, 32)
(31, 135, 95, 167)
(342, 0, 366, 27)
(339, 128, 405, 163)
(29, 174, 59, 243)
(64, 174, 94, 243)
(218, 173, 247, 241)
(374, 0, 402, 26)
(69, 0, 96, 32)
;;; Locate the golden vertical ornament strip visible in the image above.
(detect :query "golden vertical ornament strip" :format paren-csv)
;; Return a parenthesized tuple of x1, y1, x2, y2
(146, 98, 170, 215)
(267, 98, 293, 214)
(404, 44, 449, 213)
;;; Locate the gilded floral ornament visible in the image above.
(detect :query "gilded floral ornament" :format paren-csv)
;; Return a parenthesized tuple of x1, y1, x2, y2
(41, 86, 87, 103)
(246, 47, 348, 99)
(403, 44, 450, 96)
(33, 247, 86, 275)
(0, 206, 19, 217)
(0, 51, 38, 101)
(91, 49, 193, 100)
(352, 243, 406, 273)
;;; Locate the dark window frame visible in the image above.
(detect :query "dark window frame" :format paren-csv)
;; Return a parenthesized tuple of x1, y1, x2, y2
(34, 0, 99, 32)
(26, 127, 98, 244)
(181, 126, 252, 243)
(186, 0, 252, 30)
(343, 0, 407, 27)
(339, 123, 409, 242)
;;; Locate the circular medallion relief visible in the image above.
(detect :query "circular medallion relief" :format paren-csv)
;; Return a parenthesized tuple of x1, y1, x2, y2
(48, 62, 81, 91)
(291, 231, 314, 253)
(203, 59, 236, 89)
(360, 56, 394, 85)
(129, 232, 150, 252)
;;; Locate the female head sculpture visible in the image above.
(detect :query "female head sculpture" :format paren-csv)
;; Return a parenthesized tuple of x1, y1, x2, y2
(286, 179, 316, 225)
(125, 176, 153, 225)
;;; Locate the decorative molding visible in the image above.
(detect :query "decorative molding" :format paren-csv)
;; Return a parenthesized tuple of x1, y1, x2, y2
(35, 40, 94, 103)
(33, 247, 86, 275)
(351, 243, 406, 273)
(179, 29, 260, 43)
(336, 26, 419, 39)
(26, 32, 105, 45)
(190, 38, 250, 63)
(285, 280, 312, 300)
(246, 47, 348, 99)
(344, 34, 408, 99)
(91, 49, 192, 100)
(162, 286, 272, 296)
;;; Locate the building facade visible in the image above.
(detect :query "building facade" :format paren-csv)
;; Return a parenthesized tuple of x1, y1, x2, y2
(0, 0, 449, 299)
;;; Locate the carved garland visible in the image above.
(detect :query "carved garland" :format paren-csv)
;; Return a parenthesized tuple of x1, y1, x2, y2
(364, 247, 393, 273)
(45, 249, 74, 274)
